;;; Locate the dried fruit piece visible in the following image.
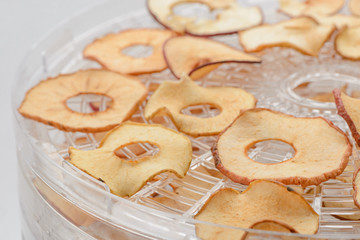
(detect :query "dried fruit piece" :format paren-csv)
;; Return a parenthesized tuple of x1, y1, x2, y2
(69, 122, 192, 197)
(195, 180, 319, 240)
(324, 200, 360, 220)
(350, 0, 360, 16)
(353, 168, 360, 208)
(335, 26, 360, 60)
(239, 17, 335, 56)
(147, 0, 263, 36)
(163, 36, 260, 79)
(18, 69, 147, 133)
(84, 29, 175, 74)
(279, 0, 344, 17)
(308, 13, 360, 29)
(213, 108, 351, 186)
(144, 75, 256, 136)
(334, 89, 360, 146)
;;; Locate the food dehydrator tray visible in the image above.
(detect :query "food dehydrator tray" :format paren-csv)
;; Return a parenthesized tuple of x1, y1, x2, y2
(13, 0, 360, 239)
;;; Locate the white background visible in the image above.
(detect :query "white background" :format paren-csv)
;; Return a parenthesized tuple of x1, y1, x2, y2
(0, 0, 143, 238)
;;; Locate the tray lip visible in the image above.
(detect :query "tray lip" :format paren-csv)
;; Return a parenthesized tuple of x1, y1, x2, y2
(11, 0, 360, 238)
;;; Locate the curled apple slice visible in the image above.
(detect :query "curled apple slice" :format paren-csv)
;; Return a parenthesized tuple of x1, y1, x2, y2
(239, 17, 335, 56)
(144, 75, 256, 137)
(350, 0, 360, 16)
(163, 36, 261, 79)
(69, 122, 192, 197)
(213, 108, 351, 186)
(147, 0, 262, 36)
(335, 26, 360, 60)
(334, 89, 360, 145)
(195, 180, 319, 240)
(279, 0, 344, 17)
(84, 29, 175, 75)
(18, 69, 147, 133)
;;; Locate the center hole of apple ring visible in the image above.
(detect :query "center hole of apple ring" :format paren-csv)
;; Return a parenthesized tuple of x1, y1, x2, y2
(121, 44, 154, 58)
(247, 140, 296, 164)
(172, 3, 220, 22)
(181, 104, 221, 118)
(114, 142, 160, 162)
(66, 93, 113, 114)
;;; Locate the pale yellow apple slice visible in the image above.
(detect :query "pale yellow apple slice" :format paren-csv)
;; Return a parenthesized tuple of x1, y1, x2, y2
(195, 180, 319, 240)
(308, 13, 360, 29)
(335, 26, 360, 60)
(163, 36, 261, 79)
(69, 122, 192, 197)
(18, 69, 147, 133)
(213, 108, 351, 187)
(350, 0, 360, 16)
(279, 0, 344, 17)
(239, 17, 335, 56)
(144, 75, 256, 137)
(334, 89, 360, 146)
(84, 29, 175, 75)
(147, 0, 262, 36)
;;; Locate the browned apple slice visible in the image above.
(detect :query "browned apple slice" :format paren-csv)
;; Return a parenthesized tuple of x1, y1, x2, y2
(84, 29, 175, 75)
(147, 0, 263, 36)
(239, 17, 335, 56)
(279, 0, 345, 17)
(335, 26, 360, 60)
(195, 180, 319, 240)
(144, 75, 256, 137)
(334, 89, 360, 146)
(350, 0, 360, 16)
(18, 69, 147, 133)
(69, 122, 192, 197)
(163, 36, 261, 79)
(213, 108, 351, 187)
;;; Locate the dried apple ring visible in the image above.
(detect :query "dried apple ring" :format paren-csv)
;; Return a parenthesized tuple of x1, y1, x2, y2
(84, 29, 175, 75)
(18, 69, 147, 132)
(334, 89, 360, 146)
(195, 180, 319, 240)
(350, 0, 360, 16)
(213, 108, 351, 187)
(353, 168, 360, 209)
(279, 0, 344, 17)
(239, 17, 335, 57)
(144, 75, 256, 137)
(69, 122, 192, 197)
(163, 36, 261, 79)
(147, 0, 263, 36)
(335, 26, 360, 60)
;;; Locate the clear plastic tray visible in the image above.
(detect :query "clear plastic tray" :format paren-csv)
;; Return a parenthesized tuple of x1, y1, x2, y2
(13, 0, 360, 239)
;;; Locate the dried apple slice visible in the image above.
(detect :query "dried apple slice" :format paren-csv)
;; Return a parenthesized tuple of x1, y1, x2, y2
(147, 0, 263, 36)
(239, 17, 335, 56)
(213, 108, 351, 187)
(84, 29, 175, 75)
(324, 200, 360, 220)
(69, 122, 192, 197)
(195, 180, 319, 240)
(307, 13, 360, 29)
(18, 69, 147, 133)
(350, 0, 360, 16)
(335, 26, 360, 60)
(144, 75, 256, 137)
(334, 89, 360, 146)
(279, 0, 344, 17)
(163, 36, 261, 79)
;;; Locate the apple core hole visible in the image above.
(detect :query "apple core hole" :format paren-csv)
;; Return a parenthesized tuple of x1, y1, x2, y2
(172, 3, 220, 22)
(66, 93, 113, 113)
(121, 44, 154, 58)
(247, 140, 295, 164)
(181, 104, 221, 118)
(114, 142, 159, 162)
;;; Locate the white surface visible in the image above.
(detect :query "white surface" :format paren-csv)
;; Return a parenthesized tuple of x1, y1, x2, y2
(0, 0, 143, 238)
